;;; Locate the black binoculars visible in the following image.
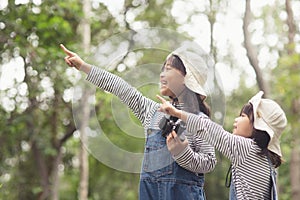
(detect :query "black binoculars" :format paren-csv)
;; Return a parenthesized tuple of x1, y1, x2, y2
(159, 115, 186, 140)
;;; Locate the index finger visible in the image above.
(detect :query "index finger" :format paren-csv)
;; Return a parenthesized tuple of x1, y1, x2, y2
(170, 130, 177, 138)
(156, 95, 166, 103)
(60, 44, 74, 56)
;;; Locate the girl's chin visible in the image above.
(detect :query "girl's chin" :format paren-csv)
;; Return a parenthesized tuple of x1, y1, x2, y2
(160, 88, 176, 98)
(160, 89, 169, 96)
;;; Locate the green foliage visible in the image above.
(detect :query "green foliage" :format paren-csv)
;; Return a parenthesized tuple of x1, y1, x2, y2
(205, 152, 231, 199)
(272, 52, 300, 199)
(1, 0, 177, 199)
(88, 157, 140, 200)
(133, 0, 177, 28)
(1, 0, 299, 199)
(274, 53, 300, 115)
(0, 0, 84, 199)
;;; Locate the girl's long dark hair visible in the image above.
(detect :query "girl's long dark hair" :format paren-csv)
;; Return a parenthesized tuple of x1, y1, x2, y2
(241, 103, 282, 168)
(163, 54, 211, 117)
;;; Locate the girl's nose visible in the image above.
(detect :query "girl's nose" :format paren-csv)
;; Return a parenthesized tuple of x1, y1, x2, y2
(160, 71, 165, 78)
(234, 117, 239, 123)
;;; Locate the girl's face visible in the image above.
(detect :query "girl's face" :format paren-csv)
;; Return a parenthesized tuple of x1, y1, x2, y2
(160, 62, 185, 98)
(232, 112, 253, 138)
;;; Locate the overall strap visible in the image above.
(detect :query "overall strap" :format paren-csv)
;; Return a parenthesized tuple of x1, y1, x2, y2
(267, 157, 278, 200)
(225, 164, 232, 188)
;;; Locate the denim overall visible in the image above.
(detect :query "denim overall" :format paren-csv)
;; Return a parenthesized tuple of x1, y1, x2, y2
(228, 158, 278, 200)
(139, 112, 205, 200)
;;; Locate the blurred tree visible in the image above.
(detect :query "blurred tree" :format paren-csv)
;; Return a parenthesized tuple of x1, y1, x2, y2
(278, 1, 300, 200)
(77, 0, 91, 199)
(0, 0, 83, 199)
(243, 0, 270, 96)
(1, 0, 299, 199)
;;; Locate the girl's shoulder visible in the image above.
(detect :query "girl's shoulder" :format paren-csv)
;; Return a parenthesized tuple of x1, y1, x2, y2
(145, 107, 164, 129)
(197, 111, 209, 118)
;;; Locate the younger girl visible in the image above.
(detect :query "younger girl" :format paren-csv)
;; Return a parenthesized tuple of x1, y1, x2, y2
(157, 91, 287, 199)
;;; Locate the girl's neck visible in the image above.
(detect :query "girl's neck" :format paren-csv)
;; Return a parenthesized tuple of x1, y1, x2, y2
(170, 89, 190, 110)
(174, 89, 201, 114)
(170, 88, 186, 103)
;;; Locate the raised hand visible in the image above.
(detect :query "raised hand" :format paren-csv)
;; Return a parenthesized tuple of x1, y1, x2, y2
(60, 44, 85, 70)
(156, 95, 179, 117)
(60, 44, 92, 74)
(166, 130, 188, 156)
(156, 94, 188, 122)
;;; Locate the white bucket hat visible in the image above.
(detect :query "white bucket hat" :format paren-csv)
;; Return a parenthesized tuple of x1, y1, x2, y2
(249, 91, 287, 157)
(167, 43, 209, 99)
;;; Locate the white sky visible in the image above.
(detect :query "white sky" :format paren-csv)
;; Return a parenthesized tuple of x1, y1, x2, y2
(0, 57, 25, 90)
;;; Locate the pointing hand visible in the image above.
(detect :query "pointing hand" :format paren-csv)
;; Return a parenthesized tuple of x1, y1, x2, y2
(60, 44, 85, 70)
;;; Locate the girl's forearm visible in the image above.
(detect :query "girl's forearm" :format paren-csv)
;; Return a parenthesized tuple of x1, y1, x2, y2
(175, 110, 188, 122)
(80, 62, 92, 74)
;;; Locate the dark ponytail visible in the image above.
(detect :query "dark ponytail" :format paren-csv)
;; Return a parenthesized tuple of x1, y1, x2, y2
(252, 129, 282, 168)
(197, 94, 211, 118)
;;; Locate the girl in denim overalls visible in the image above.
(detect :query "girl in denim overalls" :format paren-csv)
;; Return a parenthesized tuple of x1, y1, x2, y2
(61, 44, 217, 200)
(158, 91, 287, 200)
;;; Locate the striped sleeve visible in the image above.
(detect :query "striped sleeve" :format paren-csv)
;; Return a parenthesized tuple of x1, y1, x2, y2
(86, 66, 158, 125)
(174, 135, 216, 173)
(186, 113, 252, 165)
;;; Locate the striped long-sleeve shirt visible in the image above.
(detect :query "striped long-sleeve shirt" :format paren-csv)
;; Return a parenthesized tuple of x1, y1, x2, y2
(86, 66, 216, 174)
(186, 113, 273, 199)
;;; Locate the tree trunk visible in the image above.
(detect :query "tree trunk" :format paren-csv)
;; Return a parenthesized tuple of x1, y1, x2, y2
(51, 150, 63, 200)
(78, 0, 91, 199)
(285, 1, 300, 199)
(290, 137, 300, 200)
(78, 91, 91, 200)
(243, 0, 269, 96)
(31, 141, 51, 200)
(285, 0, 296, 55)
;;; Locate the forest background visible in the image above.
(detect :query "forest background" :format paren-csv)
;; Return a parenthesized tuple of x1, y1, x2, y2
(0, 0, 299, 199)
